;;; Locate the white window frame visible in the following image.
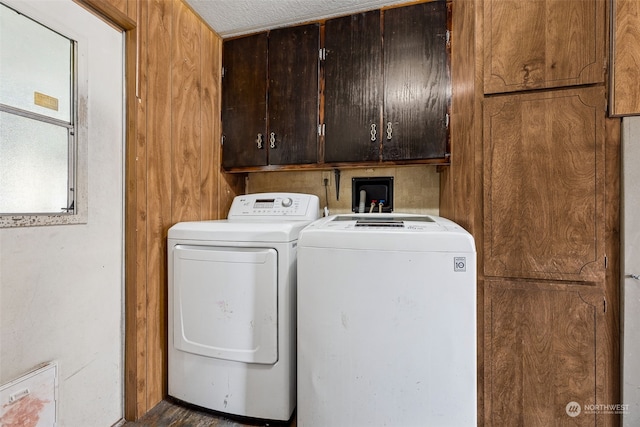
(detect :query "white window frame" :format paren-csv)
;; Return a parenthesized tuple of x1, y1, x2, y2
(0, 1, 88, 227)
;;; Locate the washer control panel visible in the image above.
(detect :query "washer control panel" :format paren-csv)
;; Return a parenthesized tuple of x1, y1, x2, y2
(228, 193, 319, 220)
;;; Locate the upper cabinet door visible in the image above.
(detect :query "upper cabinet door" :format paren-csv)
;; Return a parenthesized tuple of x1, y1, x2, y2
(483, 87, 606, 283)
(324, 10, 382, 163)
(222, 33, 268, 168)
(483, 0, 605, 94)
(383, 1, 450, 161)
(268, 24, 319, 165)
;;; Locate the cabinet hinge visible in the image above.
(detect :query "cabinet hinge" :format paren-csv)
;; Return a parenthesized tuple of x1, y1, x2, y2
(318, 123, 325, 136)
(222, 67, 225, 78)
(221, 135, 225, 146)
(445, 113, 450, 129)
(604, 255, 608, 268)
(446, 30, 451, 48)
(319, 48, 326, 61)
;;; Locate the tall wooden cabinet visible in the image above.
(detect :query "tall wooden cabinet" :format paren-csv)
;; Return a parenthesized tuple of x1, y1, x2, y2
(483, 87, 613, 425)
(477, 0, 619, 425)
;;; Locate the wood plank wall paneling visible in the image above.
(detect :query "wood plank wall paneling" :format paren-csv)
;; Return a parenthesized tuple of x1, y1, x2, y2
(130, 0, 148, 418)
(146, 0, 173, 412)
(611, 0, 640, 116)
(603, 116, 622, 419)
(201, 29, 220, 218)
(440, 0, 484, 421)
(76, 0, 244, 420)
(172, 0, 202, 223)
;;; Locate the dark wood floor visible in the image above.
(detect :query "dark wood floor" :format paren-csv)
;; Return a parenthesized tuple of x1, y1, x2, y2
(123, 399, 296, 427)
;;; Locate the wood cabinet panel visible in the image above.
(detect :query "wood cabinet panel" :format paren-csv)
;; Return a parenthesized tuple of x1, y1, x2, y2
(222, 26, 319, 169)
(267, 25, 319, 165)
(484, 87, 605, 282)
(324, 4, 450, 164)
(324, 10, 382, 163)
(484, 0, 605, 94)
(383, 1, 449, 161)
(610, 0, 640, 116)
(486, 280, 603, 425)
(222, 33, 268, 168)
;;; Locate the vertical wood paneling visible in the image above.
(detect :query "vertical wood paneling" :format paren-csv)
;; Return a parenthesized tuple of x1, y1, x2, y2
(171, 1, 202, 222)
(76, 0, 136, 28)
(610, 0, 640, 115)
(200, 24, 219, 219)
(439, 0, 483, 419)
(146, 0, 173, 412)
(124, 4, 147, 418)
(129, 0, 148, 418)
(601, 117, 621, 426)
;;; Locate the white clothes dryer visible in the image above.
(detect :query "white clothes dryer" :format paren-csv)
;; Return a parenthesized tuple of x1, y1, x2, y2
(168, 193, 319, 421)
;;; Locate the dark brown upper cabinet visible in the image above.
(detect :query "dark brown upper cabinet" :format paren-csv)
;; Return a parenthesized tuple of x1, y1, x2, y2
(222, 33, 268, 168)
(483, 0, 605, 94)
(324, 1, 450, 163)
(222, 25, 319, 169)
(324, 10, 382, 163)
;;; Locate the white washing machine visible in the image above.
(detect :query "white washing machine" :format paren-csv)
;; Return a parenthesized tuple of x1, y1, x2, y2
(168, 193, 319, 421)
(297, 214, 477, 427)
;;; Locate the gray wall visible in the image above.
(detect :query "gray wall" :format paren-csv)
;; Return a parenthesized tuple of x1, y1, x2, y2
(622, 116, 640, 426)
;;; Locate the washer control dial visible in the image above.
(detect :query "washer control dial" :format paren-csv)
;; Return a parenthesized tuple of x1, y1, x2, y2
(281, 197, 293, 208)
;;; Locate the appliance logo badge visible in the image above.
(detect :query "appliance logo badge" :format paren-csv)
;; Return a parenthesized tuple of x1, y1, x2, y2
(454, 257, 467, 272)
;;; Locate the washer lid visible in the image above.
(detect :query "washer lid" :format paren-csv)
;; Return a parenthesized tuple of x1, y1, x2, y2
(298, 214, 476, 252)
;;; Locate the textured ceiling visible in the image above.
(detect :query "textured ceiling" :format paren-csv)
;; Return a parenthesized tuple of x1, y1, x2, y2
(185, 0, 409, 38)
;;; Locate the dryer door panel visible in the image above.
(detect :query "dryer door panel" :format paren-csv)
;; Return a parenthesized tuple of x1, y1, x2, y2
(173, 245, 278, 364)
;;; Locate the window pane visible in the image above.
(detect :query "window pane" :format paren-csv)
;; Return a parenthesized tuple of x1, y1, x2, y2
(0, 112, 70, 214)
(0, 4, 72, 122)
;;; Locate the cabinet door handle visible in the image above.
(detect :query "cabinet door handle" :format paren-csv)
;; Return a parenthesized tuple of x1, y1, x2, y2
(386, 122, 393, 140)
(370, 123, 377, 142)
(269, 132, 276, 149)
(256, 133, 263, 149)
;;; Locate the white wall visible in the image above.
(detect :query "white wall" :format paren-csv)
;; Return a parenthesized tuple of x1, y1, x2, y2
(0, 1, 124, 425)
(622, 116, 640, 426)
